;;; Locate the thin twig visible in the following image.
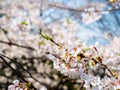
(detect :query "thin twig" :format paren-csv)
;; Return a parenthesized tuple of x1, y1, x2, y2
(0, 40, 35, 50)
(0, 53, 51, 89)
(50, 39, 62, 48)
(0, 26, 11, 42)
(91, 58, 114, 76)
(0, 55, 37, 90)
(39, 29, 62, 48)
(49, 4, 120, 13)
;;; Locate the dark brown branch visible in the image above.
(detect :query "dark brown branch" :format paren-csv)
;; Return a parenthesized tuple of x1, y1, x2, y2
(0, 55, 37, 90)
(49, 4, 120, 13)
(46, 52, 63, 60)
(50, 39, 62, 48)
(0, 40, 35, 50)
(0, 53, 51, 89)
(49, 4, 83, 12)
(91, 58, 114, 76)
(0, 26, 11, 42)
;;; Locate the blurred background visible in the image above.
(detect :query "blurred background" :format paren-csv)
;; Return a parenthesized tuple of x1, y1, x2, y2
(0, 0, 120, 90)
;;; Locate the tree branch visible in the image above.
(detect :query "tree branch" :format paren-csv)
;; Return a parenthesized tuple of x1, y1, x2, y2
(0, 53, 52, 89)
(49, 4, 120, 13)
(0, 40, 35, 50)
(0, 55, 37, 90)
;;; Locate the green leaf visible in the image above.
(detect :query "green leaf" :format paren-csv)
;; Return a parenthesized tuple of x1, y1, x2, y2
(83, 48, 90, 52)
(77, 52, 83, 61)
(40, 31, 52, 40)
(91, 61, 95, 66)
(38, 41, 46, 46)
(21, 21, 28, 25)
(66, 18, 71, 24)
(26, 82, 31, 88)
(96, 56, 102, 62)
(77, 55, 82, 61)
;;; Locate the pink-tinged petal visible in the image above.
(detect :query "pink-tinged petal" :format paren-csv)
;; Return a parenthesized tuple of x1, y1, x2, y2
(117, 80, 120, 85)
(8, 85, 15, 90)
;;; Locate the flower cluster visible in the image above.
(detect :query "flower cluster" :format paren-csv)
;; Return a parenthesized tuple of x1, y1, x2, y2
(8, 80, 31, 90)
(46, 37, 120, 89)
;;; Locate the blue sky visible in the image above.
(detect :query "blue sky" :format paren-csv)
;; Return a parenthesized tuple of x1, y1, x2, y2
(42, 0, 120, 45)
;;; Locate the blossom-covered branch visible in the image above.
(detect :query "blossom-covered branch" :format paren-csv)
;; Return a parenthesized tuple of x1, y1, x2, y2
(41, 30, 120, 90)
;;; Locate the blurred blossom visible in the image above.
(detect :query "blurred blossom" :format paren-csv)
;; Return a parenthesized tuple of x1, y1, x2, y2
(12, 80, 20, 86)
(8, 85, 15, 90)
(40, 86, 48, 90)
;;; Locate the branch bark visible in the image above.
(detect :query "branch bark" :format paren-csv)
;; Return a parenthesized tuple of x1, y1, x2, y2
(0, 40, 35, 50)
